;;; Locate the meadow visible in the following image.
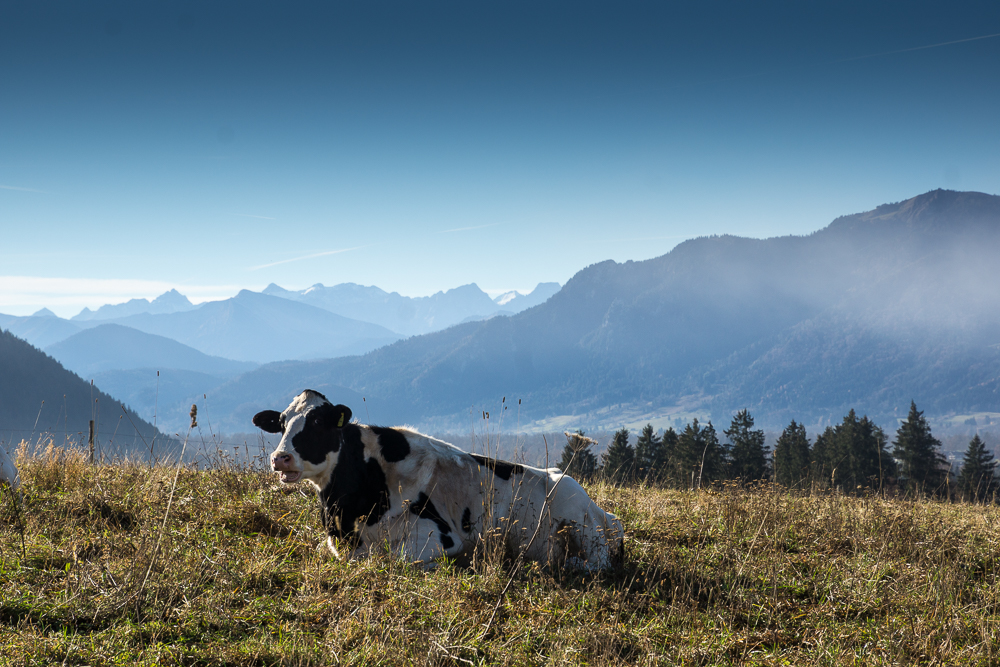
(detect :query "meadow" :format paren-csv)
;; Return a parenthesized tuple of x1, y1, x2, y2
(1, 440, 998, 666)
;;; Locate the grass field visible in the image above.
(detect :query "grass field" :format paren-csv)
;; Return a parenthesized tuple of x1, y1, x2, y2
(1, 441, 998, 666)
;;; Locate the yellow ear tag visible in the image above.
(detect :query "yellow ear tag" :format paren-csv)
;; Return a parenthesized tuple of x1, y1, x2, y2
(337, 413, 345, 428)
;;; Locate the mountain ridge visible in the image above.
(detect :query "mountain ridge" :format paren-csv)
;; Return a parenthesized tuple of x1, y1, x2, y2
(200, 189, 1000, 433)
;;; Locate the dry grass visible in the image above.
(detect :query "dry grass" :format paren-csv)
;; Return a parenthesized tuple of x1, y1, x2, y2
(1, 441, 998, 665)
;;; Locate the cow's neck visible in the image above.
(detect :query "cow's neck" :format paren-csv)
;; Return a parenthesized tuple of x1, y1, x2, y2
(316, 424, 390, 540)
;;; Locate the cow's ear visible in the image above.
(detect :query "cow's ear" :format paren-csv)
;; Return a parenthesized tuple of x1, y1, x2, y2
(253, 410, 283, 433)
(331, 405, 352, 428)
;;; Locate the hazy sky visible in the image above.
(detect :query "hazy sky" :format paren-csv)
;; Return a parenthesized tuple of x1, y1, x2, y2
(2, 1, 999, 316)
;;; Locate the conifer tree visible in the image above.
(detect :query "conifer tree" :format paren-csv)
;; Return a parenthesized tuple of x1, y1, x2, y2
(601, 427, 634, 485)
(892, 401, 947, 496)
(659, 427, 678, 482)
(634, 423, 664, 482)
(675, 419, 725, 490)
(956, 434, 998, 503)
(821, 410, 895, 493)
(810, 426, 833, 485)
(673, 419, 704, 488)
(558, 429, 598, 481)
(725, 409, 770, 483)
(700, 421, 725, 486)
(773, 420, 811, 488)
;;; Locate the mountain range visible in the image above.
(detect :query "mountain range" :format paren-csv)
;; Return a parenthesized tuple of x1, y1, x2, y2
(72, 289, 196, 321)
(1, 280, 563, 434)
(198, 189, 1000, 434)
(2, 189, 998, 440)
(261, 281, 560, 336)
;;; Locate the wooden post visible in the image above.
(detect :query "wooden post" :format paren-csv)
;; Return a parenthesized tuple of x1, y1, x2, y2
(88, 420, 95, 464)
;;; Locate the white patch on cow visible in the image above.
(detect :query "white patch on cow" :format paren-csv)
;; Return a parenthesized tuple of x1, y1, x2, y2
(0, 446, 20, 493)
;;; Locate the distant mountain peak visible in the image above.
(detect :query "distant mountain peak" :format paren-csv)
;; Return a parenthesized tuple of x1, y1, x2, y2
(71, 289, 196, 321)
(492, 283, 561, 311)
(151, 289, 191, 306)
(31, 307, 58, 318)
(495, 291, 521, 306)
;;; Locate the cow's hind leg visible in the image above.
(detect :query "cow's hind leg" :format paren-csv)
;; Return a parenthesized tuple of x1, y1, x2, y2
(397, 523, 452, 569)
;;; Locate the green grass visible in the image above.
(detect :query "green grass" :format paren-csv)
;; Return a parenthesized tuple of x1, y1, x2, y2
(1, 441, 999, 665)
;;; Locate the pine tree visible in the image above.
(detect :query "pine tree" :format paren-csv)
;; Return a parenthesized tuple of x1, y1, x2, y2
(600, 427, 634, 485)
(558, 429, 598, 481)
(674, 419, 726, 490)
(821, 410, 895, 493)
(773, 420, 811, 488)
(892, 401, 947, 496)
(659, 427, 678, 483)
(810, 426, 834, 487)
(634, 423, 664, 483)
(725, 409, 770, 483)
(673, 419, 704, 488)
(700, 421, 726, 486)
(956, 434, 998, 503)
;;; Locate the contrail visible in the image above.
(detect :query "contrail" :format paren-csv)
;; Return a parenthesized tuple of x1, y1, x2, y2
(833, 31, 1000, 64)
(714, 31, 1000, 84)
(0, 184, 46, 193)
(249, 247, 364, 270)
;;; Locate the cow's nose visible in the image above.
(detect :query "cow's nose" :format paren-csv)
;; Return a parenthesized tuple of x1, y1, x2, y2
(272, 453, 292, 470)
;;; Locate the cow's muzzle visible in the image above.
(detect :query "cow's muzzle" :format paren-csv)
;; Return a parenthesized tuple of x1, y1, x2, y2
(271, 453, 301, 483)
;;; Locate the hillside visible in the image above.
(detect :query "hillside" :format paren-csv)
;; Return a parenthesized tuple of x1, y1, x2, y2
(0, 328, 167, 455)
(206, 189, 1000, 432)
(0, 312, 82, 349)
(45, 324, 258, 377)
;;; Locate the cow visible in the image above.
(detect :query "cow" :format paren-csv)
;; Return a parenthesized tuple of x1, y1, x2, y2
(253, 390, 624, 571)
(0, 445, 20, 493)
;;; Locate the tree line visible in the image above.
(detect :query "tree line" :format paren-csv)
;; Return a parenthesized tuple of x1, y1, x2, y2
(559, 402, 999, 502)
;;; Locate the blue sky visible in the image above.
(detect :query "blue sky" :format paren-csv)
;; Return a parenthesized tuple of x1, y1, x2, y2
(2, 1, 999, 316)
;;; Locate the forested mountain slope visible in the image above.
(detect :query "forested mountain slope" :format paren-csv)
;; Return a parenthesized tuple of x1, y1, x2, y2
(0, 329, 166, 454)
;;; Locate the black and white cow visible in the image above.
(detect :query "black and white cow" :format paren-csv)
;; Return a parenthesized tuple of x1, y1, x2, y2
(253, 390, 624, 570)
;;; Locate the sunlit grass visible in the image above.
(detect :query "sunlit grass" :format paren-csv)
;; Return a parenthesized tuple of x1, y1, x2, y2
(1, 441, 998, 665)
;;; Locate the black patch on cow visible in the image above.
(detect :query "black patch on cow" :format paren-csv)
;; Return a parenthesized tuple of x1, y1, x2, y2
(461, 507, 472, 533)
(363, 457, 391, 526)
(469, 454, 525, 481)
(370, 426, 411, 462)
(317, 425, 390, 542)
(252, 410, 283, 434)
(409, 492, 454, 549)
(291, 403, 344, 465)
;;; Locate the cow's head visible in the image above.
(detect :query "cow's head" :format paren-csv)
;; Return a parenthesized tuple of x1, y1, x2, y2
(253, 390, 352, 487)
